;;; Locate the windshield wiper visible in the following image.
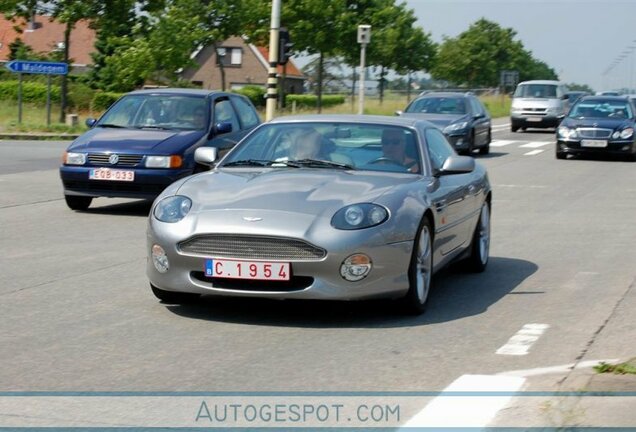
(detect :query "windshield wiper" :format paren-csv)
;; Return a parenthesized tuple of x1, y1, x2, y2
(223, 159, 274, 167)
(135, 125, 172, 130)
(291, 159, 355, 170)
(97, 123, 125, 128)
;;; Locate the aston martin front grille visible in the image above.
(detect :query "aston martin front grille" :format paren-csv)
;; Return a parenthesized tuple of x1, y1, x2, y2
(576, 128, 613, 139)
(88, 153, 143, 166)
(178, 234, 327, 261)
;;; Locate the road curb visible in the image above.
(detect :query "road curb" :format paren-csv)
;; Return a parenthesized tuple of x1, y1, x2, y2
(0, 132, 80, 141)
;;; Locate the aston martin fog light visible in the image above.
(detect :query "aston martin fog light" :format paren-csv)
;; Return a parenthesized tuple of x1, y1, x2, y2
(340, 254, 372, 281)
(152, 244, 169, 273)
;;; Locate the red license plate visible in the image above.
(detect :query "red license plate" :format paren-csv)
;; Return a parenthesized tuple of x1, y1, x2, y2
(89, 168, 135, 182)
(205, 259, 290, 281)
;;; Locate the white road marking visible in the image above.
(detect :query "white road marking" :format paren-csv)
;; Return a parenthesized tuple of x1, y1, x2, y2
(497, 359, 621, 378)
(490, 140, 516, 147)
(496, 323, 549, 356)
(520, 141, 552, 148)
(401, 374, 526, 428)
(492, 123, 511, 130)
(494, 184, 549, 189)
(523, 149, 545, 156)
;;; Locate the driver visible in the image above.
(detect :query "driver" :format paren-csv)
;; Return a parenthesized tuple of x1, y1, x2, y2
(291, 129, 323, 160)
(381, 129, 419, 173)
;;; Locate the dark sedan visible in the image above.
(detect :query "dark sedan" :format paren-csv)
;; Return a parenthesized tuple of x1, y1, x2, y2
(397, 92, 491, 155)
(556, 96, 636, 160)
(60, 89, 261, 210)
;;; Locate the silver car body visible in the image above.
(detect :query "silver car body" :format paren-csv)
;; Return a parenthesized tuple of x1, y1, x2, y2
(147, 115, 491, 301)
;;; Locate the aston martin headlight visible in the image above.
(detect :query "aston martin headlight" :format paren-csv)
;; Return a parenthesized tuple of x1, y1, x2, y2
(153, 195, 192, 223)
(64, 152, 86, 165)
(443, 122, 469, 134)
(331, 203, 389, 230)
(558, 126, 578, 139)
(620, 128, 634, 139)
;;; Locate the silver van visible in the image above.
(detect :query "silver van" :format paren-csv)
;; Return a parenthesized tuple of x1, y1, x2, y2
(510, 80, 568, 132)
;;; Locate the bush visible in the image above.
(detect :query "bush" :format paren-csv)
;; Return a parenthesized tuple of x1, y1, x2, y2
(286, 94, 345, 108)
(233, 85, 266, 108)
(68, 82, 95, 111)
(91, 91, 124, 111)
(0, 80, 61, 103)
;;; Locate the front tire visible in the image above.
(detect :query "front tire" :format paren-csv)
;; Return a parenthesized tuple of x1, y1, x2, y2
(479, 129, 491, 155)
(150, 284, 200, 304)
(401, 218, 434, 315)
(65, 195, 92, 211)
(465, 202, 490, 272)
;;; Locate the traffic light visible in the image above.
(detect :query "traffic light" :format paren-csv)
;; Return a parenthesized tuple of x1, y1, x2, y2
(278, 27, 293, 65)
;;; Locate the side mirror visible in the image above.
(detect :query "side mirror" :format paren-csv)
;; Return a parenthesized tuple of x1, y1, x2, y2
(85, 118, 97, 128)
(561, 94, 569, 100)
(194, 147, 218, 166)
(473, 113, 485, 119)
(436, 155, 475, 176)
(395, 110, 403, 116)
(215, 121, 233, 135)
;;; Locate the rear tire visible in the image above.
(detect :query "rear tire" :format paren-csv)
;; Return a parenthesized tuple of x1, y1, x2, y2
(465, 202, 490, 272)
(65, 195, 92, 211)
(401, 218, 434, 315)
(150, 284, 200, 304)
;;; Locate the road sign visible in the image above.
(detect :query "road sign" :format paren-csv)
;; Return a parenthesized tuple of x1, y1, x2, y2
(5, 60, 68, 75)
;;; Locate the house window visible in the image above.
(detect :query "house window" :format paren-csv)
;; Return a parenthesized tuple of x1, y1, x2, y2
(217, 47, 242, 67)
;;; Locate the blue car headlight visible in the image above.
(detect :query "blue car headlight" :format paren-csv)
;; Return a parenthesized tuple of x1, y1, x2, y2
(153, 195, 192, 223)
(443, 122, 469, 134)
(331, 203, 389, 230)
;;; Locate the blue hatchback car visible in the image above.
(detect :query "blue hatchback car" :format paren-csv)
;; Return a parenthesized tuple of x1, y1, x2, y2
(60, 88, 261, 210)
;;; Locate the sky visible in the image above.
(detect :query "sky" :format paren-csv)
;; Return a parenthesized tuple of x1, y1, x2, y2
(403, 0, 636, 92)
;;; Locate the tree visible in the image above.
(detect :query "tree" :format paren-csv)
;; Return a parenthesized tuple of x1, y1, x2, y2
(566, 82, 594, 93)
(431, 18, 556, 88)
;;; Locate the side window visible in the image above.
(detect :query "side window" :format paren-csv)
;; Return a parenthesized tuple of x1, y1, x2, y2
(425, 128, 455, 171)
(470, 98, 483, 116)
(213, 99, 240, 133)
(231, 96, 260, 129)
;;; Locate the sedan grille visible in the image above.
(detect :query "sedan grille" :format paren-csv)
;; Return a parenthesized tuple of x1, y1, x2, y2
(576, 128, 613, 139)
(178, 234, 327, 261)
(88, 153, 143, 167)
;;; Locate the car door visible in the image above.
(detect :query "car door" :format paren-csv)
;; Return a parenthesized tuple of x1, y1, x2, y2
(470, 97, 490, 146)
(424, 127, 475, 256)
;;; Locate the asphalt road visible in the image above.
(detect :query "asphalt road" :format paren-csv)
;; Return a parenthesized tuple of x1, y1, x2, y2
(1, 124, 635, 427)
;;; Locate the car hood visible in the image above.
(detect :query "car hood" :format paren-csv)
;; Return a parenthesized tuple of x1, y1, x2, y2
(67, 127, 205, 154)
(400, 113, 467, 127)
(561, 117, 632, 130)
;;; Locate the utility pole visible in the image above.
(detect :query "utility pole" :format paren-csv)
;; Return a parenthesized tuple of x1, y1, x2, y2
(265, 0, 281, 121)
(357, 25, 371, 115)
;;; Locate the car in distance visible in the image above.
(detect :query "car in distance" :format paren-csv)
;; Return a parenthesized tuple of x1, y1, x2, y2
(397, 92, 492, 155)
(510, 80, 568, 132)
(147, 115, 492, 315)
(60, 89, 261, 210)
(556, 95, 636, 160)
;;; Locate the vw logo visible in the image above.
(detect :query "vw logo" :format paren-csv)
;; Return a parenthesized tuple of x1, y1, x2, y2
(108, 154, 119, 165)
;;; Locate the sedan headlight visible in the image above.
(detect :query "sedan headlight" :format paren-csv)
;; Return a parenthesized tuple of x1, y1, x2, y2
(145, 155, 183, 168)
(63, 152, 86, 165)
(558, 126, 578, 139)
(620, 128, 634, 139)
(153, 195, 192, 223)
(331, 203, 388, 230)
(443, 122, 469, 134)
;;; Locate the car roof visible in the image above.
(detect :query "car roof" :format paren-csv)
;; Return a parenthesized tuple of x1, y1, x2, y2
(416, 91, 471, 98)
(126, 88, 232, 97)
(578, 95, 629, 103)
(517, 80, 562, 85)
(268, 114, 435, 129)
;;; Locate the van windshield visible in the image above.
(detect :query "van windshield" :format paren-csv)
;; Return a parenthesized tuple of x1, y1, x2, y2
(514, 84, 558, 99)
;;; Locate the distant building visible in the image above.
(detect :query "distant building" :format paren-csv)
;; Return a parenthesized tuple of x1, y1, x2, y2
(181, 36, 306, 95)
(0, 14, 95, 72)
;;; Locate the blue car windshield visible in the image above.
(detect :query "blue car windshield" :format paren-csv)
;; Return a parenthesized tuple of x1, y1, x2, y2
(98, 94, 208, 130)
(569, 101, 633, 119)
(222, 122, 422, 174)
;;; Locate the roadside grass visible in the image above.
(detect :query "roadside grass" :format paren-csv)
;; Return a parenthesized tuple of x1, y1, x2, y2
(0, 93, 512, 133)
(594, 358, 636, 375)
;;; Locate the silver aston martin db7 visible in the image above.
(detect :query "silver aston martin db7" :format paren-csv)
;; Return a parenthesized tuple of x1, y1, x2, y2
(147, 115, 491, 314)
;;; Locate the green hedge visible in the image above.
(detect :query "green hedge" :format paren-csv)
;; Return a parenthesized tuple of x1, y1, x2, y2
(233, 85, 266, 108)
(91, 92, 124, 111)
(0, 80, 61, 103)
(286, 94, 346, 108)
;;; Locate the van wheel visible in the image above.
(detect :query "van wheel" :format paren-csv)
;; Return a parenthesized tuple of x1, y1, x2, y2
(511, 125, 519, 133)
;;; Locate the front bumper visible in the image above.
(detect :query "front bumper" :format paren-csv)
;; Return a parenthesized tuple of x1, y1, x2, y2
(511, 114, 561, 129)
(60, 166, 193, 199)
(146, 218, 414, 301)
(445, 132, 470, 150)
(557, 139, 636, 156)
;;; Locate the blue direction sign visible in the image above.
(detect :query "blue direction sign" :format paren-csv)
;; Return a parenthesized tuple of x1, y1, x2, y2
(5, 60, 68, 75)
